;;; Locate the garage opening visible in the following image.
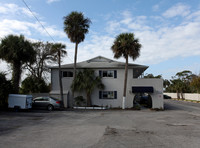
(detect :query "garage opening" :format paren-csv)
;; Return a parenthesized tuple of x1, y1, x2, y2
(132, 86, 153, 108)
(133, 93, 152, 108)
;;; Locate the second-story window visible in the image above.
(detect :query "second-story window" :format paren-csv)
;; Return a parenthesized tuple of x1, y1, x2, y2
(62, 71, 73, 77)
(103, 70, 114, 77)
(99, 70, 117, 78)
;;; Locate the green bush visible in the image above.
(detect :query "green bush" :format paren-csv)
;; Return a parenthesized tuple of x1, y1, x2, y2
(74, 96, 86, 107)
(20, 76, 50, 94)
(0, 72, 13, 108)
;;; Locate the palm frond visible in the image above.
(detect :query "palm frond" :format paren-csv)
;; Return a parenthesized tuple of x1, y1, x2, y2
(111, 33, 141, 61)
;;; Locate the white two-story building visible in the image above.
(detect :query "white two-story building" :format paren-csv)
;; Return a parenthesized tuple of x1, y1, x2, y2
(50, 56, 163, 109)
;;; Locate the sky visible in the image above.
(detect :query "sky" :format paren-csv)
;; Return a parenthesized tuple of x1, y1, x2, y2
(0, 0, 200, 80)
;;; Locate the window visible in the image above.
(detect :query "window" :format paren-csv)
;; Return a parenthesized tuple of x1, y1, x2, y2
(99, 91, 117, 99)
(34, 97, 49, 102)
(103, 70, 113, 77)
(99, 70, 117, 78)
(62, 71, 73, 77)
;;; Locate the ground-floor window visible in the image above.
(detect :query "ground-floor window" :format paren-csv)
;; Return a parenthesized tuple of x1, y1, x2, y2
(62, 71, 73, 77)
(99, 91, 117, 99)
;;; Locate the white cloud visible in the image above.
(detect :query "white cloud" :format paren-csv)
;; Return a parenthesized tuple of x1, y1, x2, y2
(0, 19, 65, 39)
(106, 11, 152, 35)
(162, 3, 190, 18)
(103, 8, 200, 65)
(76, 34, 115, 62)
(152, 4, 159, 11)
(0, 19, 33, 37)
(46, 0, 60, 4)
(136, 21, 200, 64)
(0, 3, 38, 18)
(0, 3, 65, 39)
(186, 10, 200, 21)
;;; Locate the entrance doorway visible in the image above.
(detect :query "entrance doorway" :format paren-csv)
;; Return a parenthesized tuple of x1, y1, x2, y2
(133, 93, 152, 108)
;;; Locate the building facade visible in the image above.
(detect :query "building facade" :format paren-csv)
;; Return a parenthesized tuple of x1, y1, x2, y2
(50, 56, 163, 109)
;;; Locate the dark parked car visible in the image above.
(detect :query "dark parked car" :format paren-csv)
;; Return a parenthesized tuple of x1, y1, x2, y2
(32, 97, 61, 111)
(163, 95, 172, 99)
(133, 94, 152, 108)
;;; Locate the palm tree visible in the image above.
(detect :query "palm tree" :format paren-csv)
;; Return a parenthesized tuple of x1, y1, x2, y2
(51, 43, 67, 108)
(71, 69, 104, 106)
(111, 33, 141, 109)
(63, 11, 91, 80)
(0, 34, 36, 93)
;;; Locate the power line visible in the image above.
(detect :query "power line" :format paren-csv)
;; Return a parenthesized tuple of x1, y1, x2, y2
(22, 0, 74, 63)
(22, 0, 55, 42)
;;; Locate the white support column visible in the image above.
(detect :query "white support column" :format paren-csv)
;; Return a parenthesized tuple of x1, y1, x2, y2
(122, 96, 126, 109)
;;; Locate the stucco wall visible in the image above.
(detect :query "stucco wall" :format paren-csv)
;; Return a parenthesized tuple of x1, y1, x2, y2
(51, 68, 163, 109)
(127, 79, 163, 109)
(91, 69, 129, 108)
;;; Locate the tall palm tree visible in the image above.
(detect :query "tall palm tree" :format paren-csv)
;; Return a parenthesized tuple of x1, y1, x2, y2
(63, 11, 91, 80)
(71, 69, 104, 106)
(51, 43, 67, 108)
(111, 33, 141, 109)
(0, 34, 36, 93)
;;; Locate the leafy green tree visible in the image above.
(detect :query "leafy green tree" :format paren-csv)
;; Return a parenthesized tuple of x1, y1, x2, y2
(0, 35, 36, 93)
(26, 41, 54, 80)
(144, 73, 162, 78)
(166, 70, 194, 98)
(0, 72, 12, 107)
(71, 69, 104, 106)
(63, 11, 91, 80)
(50, 43, 67, 108)
(111, 33, 141, 109)
(20, 76, 50, 94)
(163, 79, 170, 90)
(176, 70, 193, 82)
(190, 75, 200, 93)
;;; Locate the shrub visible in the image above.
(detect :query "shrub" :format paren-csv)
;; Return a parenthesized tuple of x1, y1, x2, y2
(74, 96, 86, 107)
(0, 72, 13, 108)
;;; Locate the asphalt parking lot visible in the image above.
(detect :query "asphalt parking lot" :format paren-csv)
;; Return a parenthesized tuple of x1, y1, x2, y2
(1, 99, 200, 148)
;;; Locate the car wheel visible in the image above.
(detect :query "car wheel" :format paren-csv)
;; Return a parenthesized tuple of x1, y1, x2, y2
(47, 105, 53, 111)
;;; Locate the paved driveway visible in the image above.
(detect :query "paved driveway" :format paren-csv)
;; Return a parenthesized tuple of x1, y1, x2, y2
(0, 100, 200, 148)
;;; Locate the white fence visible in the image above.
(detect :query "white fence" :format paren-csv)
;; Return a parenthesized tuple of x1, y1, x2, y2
(164, 93, 200, 101)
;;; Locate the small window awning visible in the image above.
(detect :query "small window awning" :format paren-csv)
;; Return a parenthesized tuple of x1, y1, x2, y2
(132, 86, 154, 93)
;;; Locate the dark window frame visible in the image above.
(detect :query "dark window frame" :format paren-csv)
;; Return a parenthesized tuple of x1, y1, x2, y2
(62, 71, 73, 77)
(99, 91, 117, 99)
(99, 70, 117, 78)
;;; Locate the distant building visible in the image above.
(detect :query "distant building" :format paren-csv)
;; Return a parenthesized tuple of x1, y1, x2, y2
(50, 56, 163, 109)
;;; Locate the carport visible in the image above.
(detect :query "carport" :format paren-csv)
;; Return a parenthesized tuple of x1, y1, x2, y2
(127, 79, 163, 109)
(132, 86, 154, 108)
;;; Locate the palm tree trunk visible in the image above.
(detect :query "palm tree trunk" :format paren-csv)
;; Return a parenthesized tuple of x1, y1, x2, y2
(122, 57, 128, 109)
(74, 42, 78, 80)
(12, 62, 22, 94)
(72, 42, 78, 106)
(87, 92, 91, 107)
(180, 91, 184, 99)
(58, 52, 64, 108)
(176, 90, 180, 99)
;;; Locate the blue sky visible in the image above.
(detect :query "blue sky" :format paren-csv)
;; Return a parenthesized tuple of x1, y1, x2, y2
(0, 0, 200, 80)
